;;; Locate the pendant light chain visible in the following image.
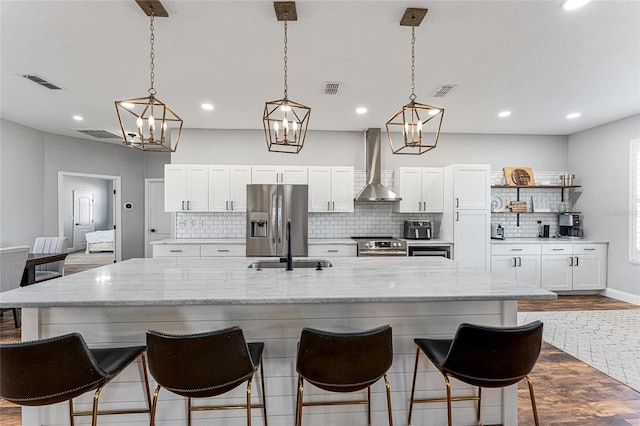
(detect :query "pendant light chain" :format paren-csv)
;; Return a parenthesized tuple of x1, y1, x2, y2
(148, 13, 156, 96)
(283, 18, 289, 99)
(409, 18, 416, 102)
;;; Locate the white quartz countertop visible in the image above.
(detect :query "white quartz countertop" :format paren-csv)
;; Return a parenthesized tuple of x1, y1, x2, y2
(1, 257, 555, 308)
(491, 238, 608, 244)
(399, 238, 454, 245)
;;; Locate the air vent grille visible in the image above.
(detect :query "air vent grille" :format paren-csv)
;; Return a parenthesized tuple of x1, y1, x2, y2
(431, 84, 457, 98)
(323, 81, 342, 95)
(22, 74, 64, 90)
(74, 129, 122, 139)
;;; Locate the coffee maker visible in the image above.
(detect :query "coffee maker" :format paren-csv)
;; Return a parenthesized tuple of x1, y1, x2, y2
(559, 214, 582, 237)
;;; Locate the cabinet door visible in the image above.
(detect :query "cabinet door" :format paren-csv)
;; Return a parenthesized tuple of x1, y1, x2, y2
(491, 255, 517, 280)
(516, 255, 541, 287)
(453, 210, 490, 270)
(186, 166, 209, 211)
(422, 168, 444, 213)
(394, 167, 422, 213)
(281, 166, 308, 184)
(308, 167, 332, 212)
(251, 166, 279, 184)
(452, 165, 490, 210)
(208, 165, 230, 212)
(229, 166, 251, 212)
(164, 165, 187, 212)
(541, 255, 572, 291)
(331, 167, 354, 212)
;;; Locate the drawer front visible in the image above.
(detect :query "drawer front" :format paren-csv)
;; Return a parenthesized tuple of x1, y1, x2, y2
(153, 245, 201, 257)
(308, 245, 357, 257)
(573, 244, 605, 256)
(541, 244, 572, 255)
(491, 244, 541, 256)
(201, 244, 246, 257)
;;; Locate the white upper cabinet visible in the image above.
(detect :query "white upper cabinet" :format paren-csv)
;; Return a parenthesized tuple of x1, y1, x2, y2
(450, 164, 491, 210)
(308, 167, 354, 212)
(209, 165, 251, 212)
(251, 166, 308, 184)
(164, 165, 208, 212)
(394, 167, 444, 213)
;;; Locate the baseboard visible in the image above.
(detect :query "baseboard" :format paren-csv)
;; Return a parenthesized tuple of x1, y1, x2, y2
(604, 288, 640, 306)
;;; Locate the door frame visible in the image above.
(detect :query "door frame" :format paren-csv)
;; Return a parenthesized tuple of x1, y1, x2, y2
(57, 171, 122, 262)
(144, 178, 174, 258)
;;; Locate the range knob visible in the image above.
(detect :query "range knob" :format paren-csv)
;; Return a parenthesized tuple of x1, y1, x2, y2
(365, 242, 371, 248)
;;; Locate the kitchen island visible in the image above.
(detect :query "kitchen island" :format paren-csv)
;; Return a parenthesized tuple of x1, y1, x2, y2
(1, 257, 555, 426)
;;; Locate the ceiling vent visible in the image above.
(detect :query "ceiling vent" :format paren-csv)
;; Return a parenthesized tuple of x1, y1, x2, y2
(431, 84, 457, 98)
(323, 81, 342, 95)
(73, 129, 122, 139)
(21, 74, 64, 90)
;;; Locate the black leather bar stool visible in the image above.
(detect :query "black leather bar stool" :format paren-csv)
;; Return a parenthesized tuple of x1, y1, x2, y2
(295, 325, 394, 426)
(146, 326, 267, 426)
(0, 332, 152, 426)
(407, 321, 543, 426)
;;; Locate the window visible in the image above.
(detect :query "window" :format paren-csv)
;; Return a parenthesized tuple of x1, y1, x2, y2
(631, 139, 640, 263)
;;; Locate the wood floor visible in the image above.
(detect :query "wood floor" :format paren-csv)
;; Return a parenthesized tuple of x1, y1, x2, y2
(1, 266, 639, 425)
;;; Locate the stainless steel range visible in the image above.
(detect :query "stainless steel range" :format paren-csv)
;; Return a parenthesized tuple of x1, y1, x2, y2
(351, 236, 407, 257)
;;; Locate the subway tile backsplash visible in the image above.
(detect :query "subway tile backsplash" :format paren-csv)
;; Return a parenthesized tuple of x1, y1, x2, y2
(175, 170, 577, 240)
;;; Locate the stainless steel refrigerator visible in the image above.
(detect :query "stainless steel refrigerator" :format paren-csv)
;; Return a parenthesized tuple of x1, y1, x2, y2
(246, 184, 308, 257)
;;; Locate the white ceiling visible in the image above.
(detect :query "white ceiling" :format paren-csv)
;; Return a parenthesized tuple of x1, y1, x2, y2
(1, 0, 639, 144)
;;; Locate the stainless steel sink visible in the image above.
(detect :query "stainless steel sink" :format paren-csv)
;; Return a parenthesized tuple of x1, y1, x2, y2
(247, 259, 332, 269)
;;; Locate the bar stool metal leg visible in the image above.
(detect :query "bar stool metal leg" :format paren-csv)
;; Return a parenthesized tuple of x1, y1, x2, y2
(526, 375, 540, 426)
(407, 347, 421, 425)
(384, 374, 394, 426)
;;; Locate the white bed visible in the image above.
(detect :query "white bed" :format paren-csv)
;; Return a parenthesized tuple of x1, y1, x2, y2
(84, 230, 114, 254)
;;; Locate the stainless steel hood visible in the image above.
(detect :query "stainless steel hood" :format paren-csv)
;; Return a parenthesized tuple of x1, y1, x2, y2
(354, 128, 402, 202)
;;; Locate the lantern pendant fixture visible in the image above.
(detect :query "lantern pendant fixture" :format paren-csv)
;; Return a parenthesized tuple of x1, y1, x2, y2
(115, 2, 183, 152)
(386, 8, 444, 155)
(263, 2, 311, 154)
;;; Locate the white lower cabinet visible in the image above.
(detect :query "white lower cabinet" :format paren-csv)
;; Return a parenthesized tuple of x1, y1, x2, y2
(153, 244, 201, 257)
(153, 242, 246, 258)
(491, 244, 541, 287)
(492, 242, 607, 292)
(541, 244, 607, 291)
(201, 243, 245, 257)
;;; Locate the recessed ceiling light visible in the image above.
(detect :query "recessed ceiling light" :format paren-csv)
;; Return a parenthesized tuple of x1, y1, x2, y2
(566, 112, 581, 119)
(73, 115, 83, 121)
(356, 107, 367, 115)
(563, 0, 591, 11)
(201, 103, 214, 111)
(498, 111, 511, 118)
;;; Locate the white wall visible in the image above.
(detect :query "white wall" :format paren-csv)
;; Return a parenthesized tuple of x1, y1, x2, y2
(0, 119, 170, 258)
(569, 114, 640, 298)
(173, 128, 569, 171)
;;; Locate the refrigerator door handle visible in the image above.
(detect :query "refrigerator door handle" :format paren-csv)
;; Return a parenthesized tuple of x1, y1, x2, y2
(271, 194, 277, 244)
(277, 194, 283, 244)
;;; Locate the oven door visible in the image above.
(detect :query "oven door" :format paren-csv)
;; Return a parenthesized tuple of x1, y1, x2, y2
(408, 246, 451, 258)
(357, 250, 407, 257)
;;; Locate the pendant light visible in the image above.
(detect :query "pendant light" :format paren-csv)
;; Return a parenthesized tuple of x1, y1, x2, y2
(386, 8, 444, 155)
(263, 2, 311, 154)
(115, 2, 183, 152)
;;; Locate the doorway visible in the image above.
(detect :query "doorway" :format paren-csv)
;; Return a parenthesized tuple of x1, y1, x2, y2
(145, 178, 171, 257)
(58, 172, 122, 262)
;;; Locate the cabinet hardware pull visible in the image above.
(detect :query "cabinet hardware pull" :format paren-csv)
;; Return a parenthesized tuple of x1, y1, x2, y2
(182, 201, 185, 210)
(518, 257, 522, 267)
(332, 201, 335, 211)
(418, 202, 422, 211)
(328, 201, 331, 211)
(328, 249, 339, 253)
(511, 249, 523, 251)
(456, 198, 459, 208)
(569, 257, 573, 266)
(226, 201, 229, 211)
(513, 257, 517, 267)
(575, 256, 579, 266)
(170, 250, 182, 253)
(552, 248, 564, 251)
(455, 212, 459, 221)
(584, 248, 596, 251)
(230, 201, 234, 210)
(423, 202, 427, 211)
(218, 249, 229, 252)
(187, 201, 191, 210)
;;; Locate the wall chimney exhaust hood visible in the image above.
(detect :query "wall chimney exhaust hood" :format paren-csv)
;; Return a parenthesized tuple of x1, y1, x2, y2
(354, 128, 402, 202)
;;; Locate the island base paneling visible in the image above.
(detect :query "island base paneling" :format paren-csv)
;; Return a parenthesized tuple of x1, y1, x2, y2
(22, 301, 518, 425)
